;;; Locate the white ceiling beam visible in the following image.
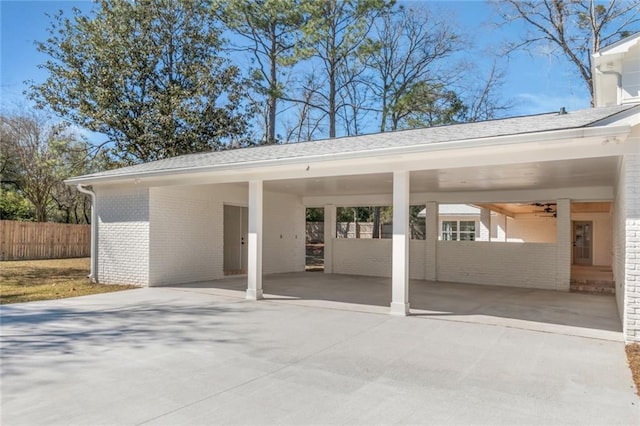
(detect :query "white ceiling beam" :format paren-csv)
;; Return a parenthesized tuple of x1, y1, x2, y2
(303, 186, 613, 207)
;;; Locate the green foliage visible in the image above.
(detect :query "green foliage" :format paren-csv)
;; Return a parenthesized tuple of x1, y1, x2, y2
(30, 0, 254, 164)
(394, 82, 467, 129)
(1, 112, 94, 223)
(0, 189, 34, 221)
(305, 207, 324, 221)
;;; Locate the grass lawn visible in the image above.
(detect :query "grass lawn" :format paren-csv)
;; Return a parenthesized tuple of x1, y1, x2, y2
(0, 258, 137, 304)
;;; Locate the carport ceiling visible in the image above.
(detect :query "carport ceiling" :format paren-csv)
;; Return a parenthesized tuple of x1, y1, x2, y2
(265, 156, 619, 196)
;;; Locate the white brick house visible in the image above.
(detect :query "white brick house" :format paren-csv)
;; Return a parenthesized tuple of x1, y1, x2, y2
(68, 34, 640, 342)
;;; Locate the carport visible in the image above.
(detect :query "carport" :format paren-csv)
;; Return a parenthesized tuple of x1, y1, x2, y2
(66, 103, 640, 342)
(257, 154, 621, 317)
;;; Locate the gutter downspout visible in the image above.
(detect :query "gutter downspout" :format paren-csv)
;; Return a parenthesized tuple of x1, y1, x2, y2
(76, 184, 97, 283)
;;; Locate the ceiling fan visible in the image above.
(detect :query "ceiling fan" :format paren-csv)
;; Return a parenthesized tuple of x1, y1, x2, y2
(531, 202, 557, 217)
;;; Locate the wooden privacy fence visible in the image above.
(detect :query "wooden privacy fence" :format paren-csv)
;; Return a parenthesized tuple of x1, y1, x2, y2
(0, 220, 90, 260)
(307, 222, 425, 243)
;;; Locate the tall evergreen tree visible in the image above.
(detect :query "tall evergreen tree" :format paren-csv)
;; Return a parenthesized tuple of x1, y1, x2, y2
(218, 0, 305, 144)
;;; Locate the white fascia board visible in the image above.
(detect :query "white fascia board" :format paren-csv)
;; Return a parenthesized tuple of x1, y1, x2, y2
(65, 125, 632, 187)
(590, 105, 640, 126)
(594, 33, 640, 56)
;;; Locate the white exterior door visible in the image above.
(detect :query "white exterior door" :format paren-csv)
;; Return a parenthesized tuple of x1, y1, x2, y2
(224, 205, 248, 274)
(573, 221, 593, 266)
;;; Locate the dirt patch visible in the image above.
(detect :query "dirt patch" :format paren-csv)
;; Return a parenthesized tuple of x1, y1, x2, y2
(0, 258, 136, 304)
(626, 343, 640, 396)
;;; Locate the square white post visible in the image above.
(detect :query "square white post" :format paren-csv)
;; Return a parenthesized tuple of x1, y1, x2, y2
(479, 208, 491, 241)
(425, 201, 438, 281)
(391, 171, 410, 315)
(246, 180, 263, 300)
(496, 214, 507, 242)
(555, 198, 571, 291)
(323, 204, 336, 274)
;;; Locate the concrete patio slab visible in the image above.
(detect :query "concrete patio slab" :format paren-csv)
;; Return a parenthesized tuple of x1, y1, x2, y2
(1, 275, 637, 425)
(170, 272, 624, 341)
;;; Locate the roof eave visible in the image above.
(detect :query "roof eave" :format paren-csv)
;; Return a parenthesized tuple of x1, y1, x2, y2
(65, 124, 632, 187)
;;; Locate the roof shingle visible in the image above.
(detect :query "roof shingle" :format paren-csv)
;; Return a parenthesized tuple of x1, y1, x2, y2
(69, 104, 639, 183)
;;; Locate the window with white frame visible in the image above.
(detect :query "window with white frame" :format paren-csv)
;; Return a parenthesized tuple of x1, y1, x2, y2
(441, 220, 476, 241)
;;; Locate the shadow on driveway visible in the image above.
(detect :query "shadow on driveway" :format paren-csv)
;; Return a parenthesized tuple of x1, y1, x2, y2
(169, 272, 622, 335)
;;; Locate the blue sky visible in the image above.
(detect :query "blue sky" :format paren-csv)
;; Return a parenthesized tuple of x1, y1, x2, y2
(1, 0, 593, 142)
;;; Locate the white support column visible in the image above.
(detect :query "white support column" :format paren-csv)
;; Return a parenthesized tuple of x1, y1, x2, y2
(246, 180, 263, 300)
(323, 204, 336, 274)
(555, 198, 571, 291)
(391, 171, 410, 315)
(496, 213, 507, 242)
(479, 208, 491, 241)
(425, 201, 438, 281)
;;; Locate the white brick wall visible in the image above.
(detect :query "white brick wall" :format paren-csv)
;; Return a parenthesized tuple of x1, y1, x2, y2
(332, 239, 424, 280)
(614, 153, 640, 342)
(97, 182, 305, 287)
(437, 241, 558, 290)
(149, 186, 222, 286)
(331, 239, 427, 280)
(148, 184, 305, 285)
(96, 185, 149, 286)
(333, 237, 558, 289)
(333, 239, 391, 277)
(613, 161, 627, 323)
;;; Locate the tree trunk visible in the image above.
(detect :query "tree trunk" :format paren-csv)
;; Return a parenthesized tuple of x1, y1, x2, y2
(372, 207, 380, 239)
(268, 23, 278, 144)
(329, 63, 336, 138)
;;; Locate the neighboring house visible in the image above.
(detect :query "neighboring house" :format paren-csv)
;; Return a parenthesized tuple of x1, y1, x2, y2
(68, 33, 640, 342)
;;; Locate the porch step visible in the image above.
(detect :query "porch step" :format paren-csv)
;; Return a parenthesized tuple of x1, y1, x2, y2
(569, 279, 615, 295)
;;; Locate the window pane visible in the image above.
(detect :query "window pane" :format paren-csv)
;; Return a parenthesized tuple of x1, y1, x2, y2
(460, 232, 475, 241)
(460, 221, 475, 232)
(443, 221, 457, 232)
(443, 232, 458, 241)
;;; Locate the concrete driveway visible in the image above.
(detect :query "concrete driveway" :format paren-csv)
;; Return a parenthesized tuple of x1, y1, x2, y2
(1, 276, 639, 425)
